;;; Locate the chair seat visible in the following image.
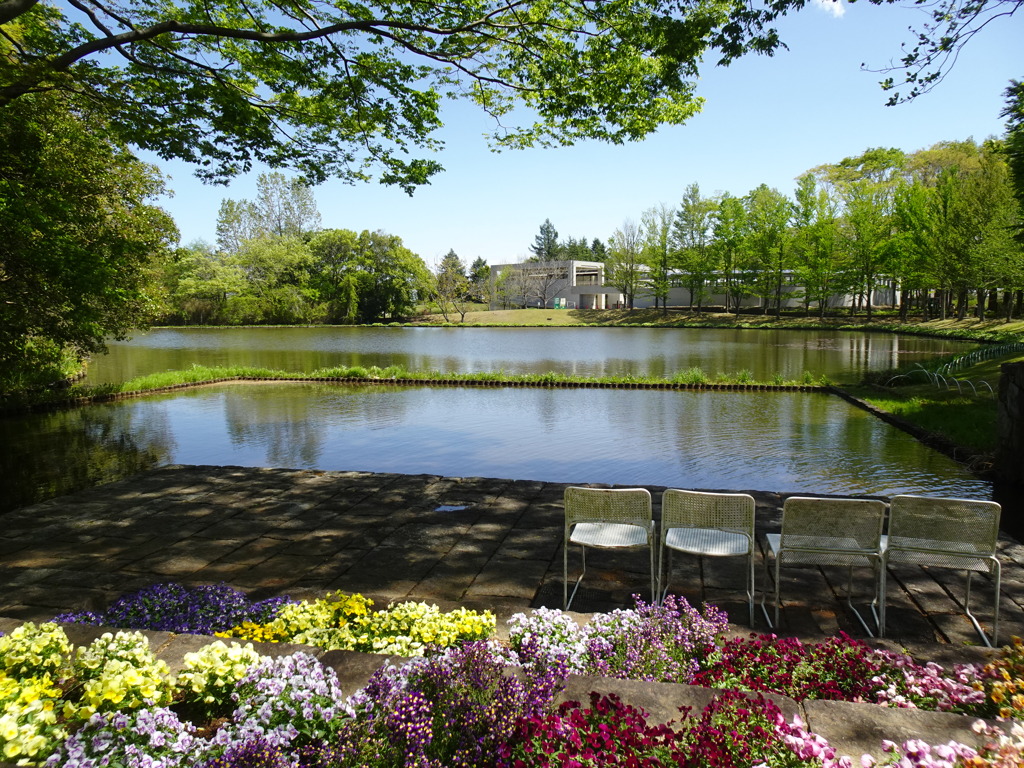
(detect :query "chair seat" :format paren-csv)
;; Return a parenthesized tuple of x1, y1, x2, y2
(666, 527, 749, 557)
(570, 522, 650, 548)
(880, 535, 995, 572)
(765, 532, 877, 567)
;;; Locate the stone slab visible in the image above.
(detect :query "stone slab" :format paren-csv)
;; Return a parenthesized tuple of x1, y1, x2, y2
(803, 699, 1008, 761)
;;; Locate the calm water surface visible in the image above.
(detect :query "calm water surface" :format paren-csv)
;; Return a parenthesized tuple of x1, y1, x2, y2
(84, 326, 976, 385)
(0, 382, 991, 514)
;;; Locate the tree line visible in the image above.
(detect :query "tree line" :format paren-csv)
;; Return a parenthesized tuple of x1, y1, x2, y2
(154, 173, 430, 326)
(587, 139, 1023, 320)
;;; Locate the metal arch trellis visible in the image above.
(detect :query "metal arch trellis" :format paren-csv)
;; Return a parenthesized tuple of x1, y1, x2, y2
(883, 341, 1024, 393)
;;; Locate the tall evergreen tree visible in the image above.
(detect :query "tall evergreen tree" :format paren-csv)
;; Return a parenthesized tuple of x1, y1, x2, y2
(529, 219, 561, 261)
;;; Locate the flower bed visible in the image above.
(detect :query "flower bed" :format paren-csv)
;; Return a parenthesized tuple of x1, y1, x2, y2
(1, 585, 1022, 766)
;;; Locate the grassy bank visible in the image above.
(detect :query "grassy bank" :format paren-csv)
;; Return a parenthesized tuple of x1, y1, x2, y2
(411, 308, 1024, 343)
(844, 383, 1000, 456)
(843, 342, 1024, 457)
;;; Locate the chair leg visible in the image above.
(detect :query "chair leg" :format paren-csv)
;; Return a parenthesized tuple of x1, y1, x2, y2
(758, 544, 775, 629)
(565, 544, 588, 611)
(563, 535, 568, 610)
(746, 551, 755, 628)
(659, 548, 672, 604)
(879, 558, 888, 637)
(963, 565, 1001, 648)
(842, 564, 877, 638)
(649, 538, 657, 606)
(773, 557, 781, 628)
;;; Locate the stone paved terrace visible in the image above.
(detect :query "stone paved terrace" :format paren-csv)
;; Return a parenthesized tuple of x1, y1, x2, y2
(2, 464, 1020, 648)
(2, 464, 1022, 761)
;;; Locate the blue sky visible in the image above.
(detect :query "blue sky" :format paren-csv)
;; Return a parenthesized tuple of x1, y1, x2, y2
(150, 1, 1021, 268)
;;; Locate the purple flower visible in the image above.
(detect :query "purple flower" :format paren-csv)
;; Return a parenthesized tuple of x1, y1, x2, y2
(53, 582, 293, 634)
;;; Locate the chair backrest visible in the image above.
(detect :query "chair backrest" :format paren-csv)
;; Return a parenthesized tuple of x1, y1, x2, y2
(780, 496, 886, 554)
(888, 495, 1001, 561)
(564, 487, 652, 529)
(662, 489, 754, 539)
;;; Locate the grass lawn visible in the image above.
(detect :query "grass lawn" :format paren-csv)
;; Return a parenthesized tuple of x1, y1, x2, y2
(413, 306, 1024, 339)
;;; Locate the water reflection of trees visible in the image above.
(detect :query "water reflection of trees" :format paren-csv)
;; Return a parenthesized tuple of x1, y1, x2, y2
(221, 383, 410, 468)
(0, 402, 174, 514)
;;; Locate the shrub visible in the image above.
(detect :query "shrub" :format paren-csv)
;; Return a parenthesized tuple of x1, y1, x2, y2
(294, 601, 495, 656)
(672, 690, 843, 768)
(210, 652, 348, 753)
(976, 636, 1024, 719)
(219, 592, 373, 644)
(500, 691, 676, 767)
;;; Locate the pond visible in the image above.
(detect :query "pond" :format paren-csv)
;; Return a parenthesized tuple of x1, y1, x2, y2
(0, 382, 991, 515)
(82, 326, 976, 385)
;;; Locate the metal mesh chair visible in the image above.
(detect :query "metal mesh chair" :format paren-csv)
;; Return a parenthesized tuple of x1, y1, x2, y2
(563, 486, 655, 610)
(762, 496, 886, 634)
(660, 489, 756, 626)
(881, 494, 1002, 647)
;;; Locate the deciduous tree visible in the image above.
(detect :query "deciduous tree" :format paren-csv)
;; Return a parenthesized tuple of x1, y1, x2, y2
(711, 193, 749, 315)
(0, 0, 763, 190)
(790, 174, 848, 317)
(606, 220, 648, 309)
(309, 229, 428, 323)
(215, 173, 321, 253)
(430, 249, 471, 322)
(744, 184, 792, 318)
(642, 203, 676, 313)
(672, 184, 718, 312)
(0, 92, 177, 389)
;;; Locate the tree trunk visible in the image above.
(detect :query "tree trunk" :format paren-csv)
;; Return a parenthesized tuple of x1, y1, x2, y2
(976, 288, 986, 322)
(955, 289, 968, 321)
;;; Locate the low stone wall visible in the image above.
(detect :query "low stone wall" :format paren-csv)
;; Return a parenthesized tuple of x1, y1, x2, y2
(997, 362, 1024, 483)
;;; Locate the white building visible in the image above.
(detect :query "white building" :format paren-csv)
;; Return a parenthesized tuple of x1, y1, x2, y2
(489, 260, 626, 310)
(490, 260, 900, 311)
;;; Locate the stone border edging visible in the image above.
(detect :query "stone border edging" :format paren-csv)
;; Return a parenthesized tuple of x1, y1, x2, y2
(0, 376, 829, 417)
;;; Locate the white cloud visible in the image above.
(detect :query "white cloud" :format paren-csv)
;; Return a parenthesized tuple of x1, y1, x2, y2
(812, 0, 845, 17)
